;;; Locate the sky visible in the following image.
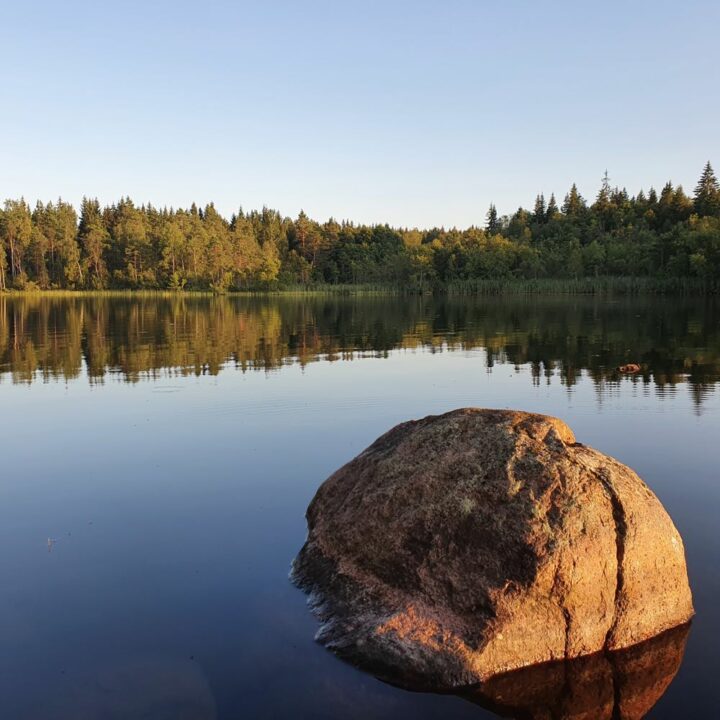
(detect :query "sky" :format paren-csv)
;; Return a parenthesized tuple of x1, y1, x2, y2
(1, 0, 718, 228)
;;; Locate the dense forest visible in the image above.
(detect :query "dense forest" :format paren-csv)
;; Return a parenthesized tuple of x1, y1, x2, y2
(1, 163, 719, 293)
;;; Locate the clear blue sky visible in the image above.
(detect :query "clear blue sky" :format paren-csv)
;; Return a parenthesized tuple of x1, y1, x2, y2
(2, 1, 718, 228)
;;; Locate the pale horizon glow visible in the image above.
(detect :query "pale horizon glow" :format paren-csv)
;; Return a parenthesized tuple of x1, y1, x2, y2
(2, 0, 719, 228)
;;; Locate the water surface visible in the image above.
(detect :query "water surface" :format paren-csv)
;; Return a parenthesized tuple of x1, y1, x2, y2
(0, 294, 718, 718)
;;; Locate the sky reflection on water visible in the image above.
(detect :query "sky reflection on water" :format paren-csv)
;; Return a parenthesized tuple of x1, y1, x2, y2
(0, 295, 718, 718)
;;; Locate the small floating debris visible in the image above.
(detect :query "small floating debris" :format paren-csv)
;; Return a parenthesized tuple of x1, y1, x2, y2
(617, 363, 641, 373)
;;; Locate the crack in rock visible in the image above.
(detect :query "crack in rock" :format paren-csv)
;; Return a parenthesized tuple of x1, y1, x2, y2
(595, 467, 628, 651)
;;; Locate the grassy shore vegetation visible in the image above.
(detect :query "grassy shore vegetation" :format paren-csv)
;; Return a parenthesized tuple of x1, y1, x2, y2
(1, 164, 719, 294)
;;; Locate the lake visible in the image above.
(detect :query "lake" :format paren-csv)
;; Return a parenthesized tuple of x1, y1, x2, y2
(0, 294, 718, 719)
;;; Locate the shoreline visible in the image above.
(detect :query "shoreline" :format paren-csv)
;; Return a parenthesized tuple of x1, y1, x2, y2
(0, 277, 718, 298)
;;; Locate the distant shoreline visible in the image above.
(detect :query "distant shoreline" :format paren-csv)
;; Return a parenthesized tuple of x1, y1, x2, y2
(1, 277, 718, 297)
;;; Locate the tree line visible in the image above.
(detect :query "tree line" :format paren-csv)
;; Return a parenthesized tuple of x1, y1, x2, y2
(1, 162, 719, 292)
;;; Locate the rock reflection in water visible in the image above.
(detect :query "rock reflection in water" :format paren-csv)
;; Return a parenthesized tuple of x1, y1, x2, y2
(456, 623, 689, 720)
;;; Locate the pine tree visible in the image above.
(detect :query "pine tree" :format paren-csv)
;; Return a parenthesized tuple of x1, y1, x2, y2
(0, 232, 6, 290)
(55, 199, 82, 286)
(694, 161, 720, 217)
(0, 199, 32, 284)
(533, 194, 546, 223)
(29, 223, 50, 288)
(78, 197, 109, 288)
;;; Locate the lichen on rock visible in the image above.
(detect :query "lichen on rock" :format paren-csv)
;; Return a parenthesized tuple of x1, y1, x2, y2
(292, 409, 693, 688)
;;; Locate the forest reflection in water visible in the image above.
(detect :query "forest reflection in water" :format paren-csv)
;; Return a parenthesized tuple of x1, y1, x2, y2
(0, 293, 717, 719)
(1, 294, 718, 406)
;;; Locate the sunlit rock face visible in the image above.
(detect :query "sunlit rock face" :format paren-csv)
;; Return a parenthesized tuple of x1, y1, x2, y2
(292, 409, 693, 688)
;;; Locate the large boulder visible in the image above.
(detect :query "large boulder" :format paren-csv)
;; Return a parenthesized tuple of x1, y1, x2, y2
(292, 409, 693, 688)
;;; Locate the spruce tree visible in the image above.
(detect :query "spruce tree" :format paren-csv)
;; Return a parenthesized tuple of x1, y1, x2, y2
(546, 193, 558, 220)
(694, 161, 720, 217)
(596, 170, 611, 207)
(562, 184, 585, 215)
(485, 203, 499, 234)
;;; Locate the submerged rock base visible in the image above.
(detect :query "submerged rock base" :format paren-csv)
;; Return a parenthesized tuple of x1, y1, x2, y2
(292, 409, 693, 688)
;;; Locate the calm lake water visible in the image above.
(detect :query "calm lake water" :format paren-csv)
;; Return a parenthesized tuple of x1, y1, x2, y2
(0, 294, 718, 719)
